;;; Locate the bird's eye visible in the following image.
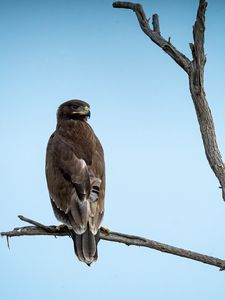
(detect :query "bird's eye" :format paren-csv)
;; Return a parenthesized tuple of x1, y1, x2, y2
(72, 105, 79, 110)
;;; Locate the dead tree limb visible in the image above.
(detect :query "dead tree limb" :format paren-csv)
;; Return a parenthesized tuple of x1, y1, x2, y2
(112, 0, 225, 201)
(1, 216, 225, 270)
(112, 1, 191, 73)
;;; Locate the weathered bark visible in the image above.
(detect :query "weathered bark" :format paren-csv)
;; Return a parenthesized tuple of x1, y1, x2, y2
(1, 216, 225, 270)
(113, 0, 225, 201)
(189, 1, 225, 199)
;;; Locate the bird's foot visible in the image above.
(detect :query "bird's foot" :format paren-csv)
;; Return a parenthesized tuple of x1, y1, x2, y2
(100, 226, 110, 235)
(56, 224, 67, 231)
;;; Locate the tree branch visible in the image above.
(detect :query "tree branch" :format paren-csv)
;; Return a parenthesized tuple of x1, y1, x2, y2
(1, 216, 225, 270)
(112, 1, 191, 74)
(189, 0, 225, 200)
(113, 0, 225, 201)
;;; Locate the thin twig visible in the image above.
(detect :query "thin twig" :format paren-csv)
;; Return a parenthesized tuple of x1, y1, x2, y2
(1, 216, 225, 270)
(17, 215, 55, 233)
(6, 235, 10, 249)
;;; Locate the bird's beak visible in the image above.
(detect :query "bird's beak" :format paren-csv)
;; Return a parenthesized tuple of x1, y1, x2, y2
(80, 105, 90, 116)
(84, 106, 90, 113)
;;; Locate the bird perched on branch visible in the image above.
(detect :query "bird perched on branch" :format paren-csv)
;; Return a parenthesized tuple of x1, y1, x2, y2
(45, 100, 105, 265)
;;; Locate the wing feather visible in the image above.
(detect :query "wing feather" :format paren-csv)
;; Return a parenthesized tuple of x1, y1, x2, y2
(46, 133, 90, 233)
(46, 123, 105, 236)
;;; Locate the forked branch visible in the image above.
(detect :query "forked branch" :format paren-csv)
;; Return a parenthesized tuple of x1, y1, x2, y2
(113, 0, 225, 200)
(1, 216, 225, 270)
(112, 1, 191, 73)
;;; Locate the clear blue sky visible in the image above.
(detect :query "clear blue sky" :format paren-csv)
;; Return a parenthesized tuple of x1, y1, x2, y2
(1, 0, 225, 299)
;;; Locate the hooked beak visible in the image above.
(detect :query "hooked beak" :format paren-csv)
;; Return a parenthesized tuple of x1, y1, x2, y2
(81, 105, 90, 118)
(77, 105, 91, 118)
(72, 105, 90, 118)
(86, 110, 91, 118)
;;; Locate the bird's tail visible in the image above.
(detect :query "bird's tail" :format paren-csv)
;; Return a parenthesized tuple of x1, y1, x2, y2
(70, 226, 100, 266)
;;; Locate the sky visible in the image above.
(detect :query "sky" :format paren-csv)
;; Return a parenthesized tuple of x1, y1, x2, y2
(1, 0, 225, 299)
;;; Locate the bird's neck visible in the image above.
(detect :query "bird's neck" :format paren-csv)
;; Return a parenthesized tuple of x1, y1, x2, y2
(56, 118, 92, 133)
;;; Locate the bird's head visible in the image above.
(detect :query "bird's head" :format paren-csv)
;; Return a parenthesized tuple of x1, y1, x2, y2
(57, 99, 91, 123)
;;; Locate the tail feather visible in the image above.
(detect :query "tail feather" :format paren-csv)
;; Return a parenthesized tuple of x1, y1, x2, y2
(70, 227, 99, 265)
(73, 234, 85, 263)
(82, 229, 96, 260)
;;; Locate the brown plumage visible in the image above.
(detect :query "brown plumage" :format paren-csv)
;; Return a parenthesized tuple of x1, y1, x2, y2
(45, 100, 105, 265)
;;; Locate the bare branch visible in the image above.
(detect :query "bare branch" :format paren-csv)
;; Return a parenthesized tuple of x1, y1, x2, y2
(113, 0, 225, 201)
(112, 1, 191, 74)
(1, 216, 225, 270)
(17, 215, 55, 233)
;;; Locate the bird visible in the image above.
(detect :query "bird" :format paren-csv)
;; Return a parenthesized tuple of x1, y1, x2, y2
(45, 99, 105, 265)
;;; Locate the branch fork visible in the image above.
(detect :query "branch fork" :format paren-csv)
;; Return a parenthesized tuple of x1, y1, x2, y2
(113, 0, 225, 201)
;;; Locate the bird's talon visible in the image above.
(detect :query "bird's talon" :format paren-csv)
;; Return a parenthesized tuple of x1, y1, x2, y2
(56, 224, 67, 231)
(100, 226, 110, 235)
